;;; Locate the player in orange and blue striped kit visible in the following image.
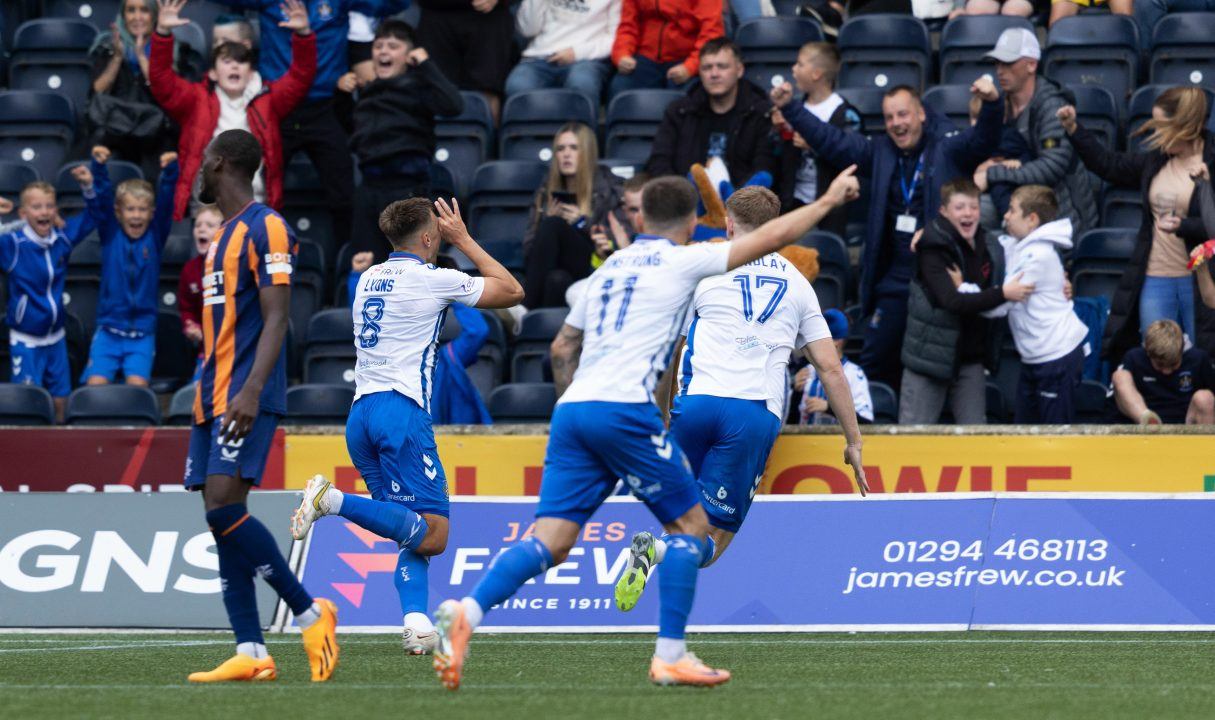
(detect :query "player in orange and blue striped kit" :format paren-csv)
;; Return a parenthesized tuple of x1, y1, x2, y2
(182, 129, 338, 683)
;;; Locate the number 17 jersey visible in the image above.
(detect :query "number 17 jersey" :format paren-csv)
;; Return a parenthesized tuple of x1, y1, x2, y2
(680, 251, 831, 419)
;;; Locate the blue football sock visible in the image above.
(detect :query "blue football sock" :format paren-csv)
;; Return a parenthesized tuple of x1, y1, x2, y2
(339, 494, 429, 550)
(208, 503, 313, 616)
(470, 537, 553, 613)
(206, 506, 263, 645)
(657, 534, 708, 640)
(395, 547, 430, 615)
(700, 535, 717, 568)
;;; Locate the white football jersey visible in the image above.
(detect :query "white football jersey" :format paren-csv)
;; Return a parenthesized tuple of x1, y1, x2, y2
(560, 236, 732, 405)
(679, 251, 831, 419)
(351, 252, 485, 410)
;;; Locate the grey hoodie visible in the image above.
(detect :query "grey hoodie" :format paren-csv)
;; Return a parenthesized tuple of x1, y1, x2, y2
(984, 218, 1089, 365)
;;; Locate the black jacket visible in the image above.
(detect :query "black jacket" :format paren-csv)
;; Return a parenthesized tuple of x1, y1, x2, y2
(645, 80, 778, 185)
(350, 60, 464, 168)
(902, 215, 1005, 379)
(1071, 125, 1215, 364)
(523, 165, 627, 255)
(776, 94, 861, 238)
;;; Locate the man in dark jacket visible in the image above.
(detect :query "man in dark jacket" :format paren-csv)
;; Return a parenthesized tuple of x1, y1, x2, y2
(774, 76, 1004, 388)
(341, 20, 464, 260)
(976, 28, 1098, 233)
(645, 37, 777, 187)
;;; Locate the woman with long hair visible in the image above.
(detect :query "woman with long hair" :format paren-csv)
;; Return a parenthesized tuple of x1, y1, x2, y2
(521, 122, 629, 309)
(1059, 86, 1215, 363)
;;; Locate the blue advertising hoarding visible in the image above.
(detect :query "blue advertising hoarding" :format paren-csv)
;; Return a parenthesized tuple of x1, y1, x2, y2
(294, 495, 1215, 631)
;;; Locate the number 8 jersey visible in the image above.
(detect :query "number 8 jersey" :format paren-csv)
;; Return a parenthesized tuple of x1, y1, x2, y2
(560, 235, 733, 406)
(351, 251, 485, 411)
(679, 250, 831, 420)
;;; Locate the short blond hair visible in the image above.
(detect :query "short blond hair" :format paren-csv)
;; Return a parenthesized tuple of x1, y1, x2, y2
(725, 186, 780, 233)
(1144, 320, 1184, 367)
(20, 181, 56, 204)
(116, 179, 155, 206)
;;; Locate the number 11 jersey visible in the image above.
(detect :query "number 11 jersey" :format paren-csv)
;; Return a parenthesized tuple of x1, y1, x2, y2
(351, 251, 484, 411)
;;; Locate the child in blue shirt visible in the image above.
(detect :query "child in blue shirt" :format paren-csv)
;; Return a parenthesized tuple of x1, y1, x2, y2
(80, 146, 178, 387)
(0, 173, 102, 418)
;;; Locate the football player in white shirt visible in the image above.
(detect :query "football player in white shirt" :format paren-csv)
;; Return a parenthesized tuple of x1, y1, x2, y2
(290, 197, 523, 655)
(430, 170, 864, 691)
(613, 187, 869, 613)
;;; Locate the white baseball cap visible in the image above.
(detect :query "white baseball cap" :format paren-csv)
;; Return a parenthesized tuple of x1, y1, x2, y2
(985, 28, 1041, 63)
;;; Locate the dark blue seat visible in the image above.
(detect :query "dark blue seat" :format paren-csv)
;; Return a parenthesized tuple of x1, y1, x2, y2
(0, 383, 55, 425)
(468, 309, 506, 399)
(55, 159, 143, 212)
(0, 161, 38, 220)
(1069, 84, 1119, 151)
(1127, 84, 1215, 152)
(488, 382, 557, 423)
(181, 1, 229, 42)
(835, 87, 888, 136)
(0, 91, 75, 181)
(1100, 188, 1142, 229)
(511, 308, 568, 383)
(1072, 227, 1136, 303)
(436, 91, 495, 198)
(281, 155, 335, 258)
(467, 161, 549, 243)
(606, 89, 683, 162)
(797, 230, 849, 310)
(736, 17, 824, 93)
(429, 161, 457, 202)
(1043, 15, 1140, 109)
(63, 276, 100, 340)
(45, 0, 122, 33)
(284, 384, 355, 425)
(869, 381, 898, 424)
(151, 310, 196, 393)
(837, 14, 931, 91)
(303, 308, 355, 387)
(1150, 13, 1215, 89)
(9, 20, 97, 118)
(65, 385, 161, 426)
(499, 90, 597, 162)
(166, 383, 197, 426)
(170, 21, 207, 68)
(921, 84, 972, 130)
(939, 15, 1036, 85)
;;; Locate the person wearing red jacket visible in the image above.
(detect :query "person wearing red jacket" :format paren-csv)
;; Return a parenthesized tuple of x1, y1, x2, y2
(608, 0, 723, 101)
(179, 204, 223, 349)
(148, 0, 316, 221)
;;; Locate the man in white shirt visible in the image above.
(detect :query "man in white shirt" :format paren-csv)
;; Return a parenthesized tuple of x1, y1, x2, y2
(505, 0, 620, 105)
(290, 197, 523, 654)
(428, 171, 866, 690)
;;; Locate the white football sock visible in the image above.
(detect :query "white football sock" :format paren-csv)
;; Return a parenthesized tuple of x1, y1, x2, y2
(405, 611, 435, 633)
(326, 486, 344, 515)
(295, 602, 322, 629)
(236, 641, 268, 659)
(655, 637, 686, 664)
(461, 597, 485, 629)
(653, 537, 668, 564)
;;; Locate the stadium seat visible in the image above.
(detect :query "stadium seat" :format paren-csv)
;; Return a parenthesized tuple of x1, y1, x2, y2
(1100, 188, 1142, 229)
(166, 383, 197, 426)
(1076, 379, 1110, 423)
(0, 161, 38, 221)
(488, 382, 557, 423)
(499, 90, 597, 162)
(55, 159, 142, 213)
(281, 156, 335, 258)
(511, 307, 568, 383)
(150, 311, 196, 393)
(869, 381, 897, 424)
(436, 91, 495, 199)
(9, 20, 96, 120)
(430, 161, 457, 202)
(64, 311, 89, 386)
(736, 17, 824, 93)
(65, 385, 161, 426)
(1068, 84, 1119, 151)
(160, 232, 196, 278)
(605, 89, 683, 162)
(939, 15, 1036, 85)
(45, 0, 122, 33)
(170, 21, 207, 69)
(303, 308, 356, 387)
(1127, 85, 1215, 152)
(796, 231, 849, 310)
(771, 0, 804, 16)
(0, 383, 55, 425)
(181, 1, 228, 43)
(464, 309, 507, 401)
(986, 381, 1008, 424)
(837, 15, 931, 91)
(1150, 13, 1215, 89)
(467, 161, 549, 243)
(0, 91, 76, 182)
(284, 384, 354, 425)
(834, 87, 888, 136)
(1072, 228, 1136, 303)
(1043, 15, 1139, 108)
(921, 85, 972, 130)
(62, 276, 100, 340)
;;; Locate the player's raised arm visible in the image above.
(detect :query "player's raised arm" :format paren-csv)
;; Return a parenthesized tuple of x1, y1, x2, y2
(434, 198, 524, 309)
(802, 336, 868, 496)
(725, 166, 860, 271)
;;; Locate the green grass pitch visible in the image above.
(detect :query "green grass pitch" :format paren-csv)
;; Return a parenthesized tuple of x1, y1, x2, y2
(2, 632, 1214, 719)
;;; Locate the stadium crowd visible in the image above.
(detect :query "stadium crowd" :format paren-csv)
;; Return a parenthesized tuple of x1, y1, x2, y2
(2, 0, 1215, 427)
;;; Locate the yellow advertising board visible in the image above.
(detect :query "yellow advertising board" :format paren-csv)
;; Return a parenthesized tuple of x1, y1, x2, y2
(284, 432, 1215, 495)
